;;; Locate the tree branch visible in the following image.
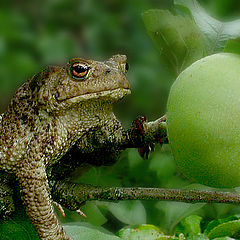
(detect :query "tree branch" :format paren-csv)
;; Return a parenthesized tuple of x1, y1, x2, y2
(52, 180, 240, 211)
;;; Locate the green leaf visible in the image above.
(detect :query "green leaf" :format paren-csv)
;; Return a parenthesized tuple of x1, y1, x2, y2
(175, 0, 240, 54)
(77, 166, 122, 187)
(143, 0, 240, 77)
(0, 217, 40, 240)
(99, 200, 146, 225)
(0, 200, 40, 240)
(80, 201, 107, 226)
(176, 215, 202, 237)
(117, 224, 180, 240)
(224, 38, 240, 55)
(208, 220, 240, 239)
(155, 201, 205, 233)
(204, 215, 240, 239)
(148, 152, 176, 186)
(64, 223, 120, 240)
(212, 238, 236, 240)
(142, 9, 206, 76)
(187, 234, 209, 240)
(204, 216, 240, 235)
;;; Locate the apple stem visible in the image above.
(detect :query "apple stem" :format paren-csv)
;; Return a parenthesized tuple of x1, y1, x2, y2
(145, 114, 168, 144)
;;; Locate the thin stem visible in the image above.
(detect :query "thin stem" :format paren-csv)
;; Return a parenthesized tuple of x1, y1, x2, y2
(145, 115, 168, 144)
(52, 181, 240, 211)
(94, 187, 240, 204)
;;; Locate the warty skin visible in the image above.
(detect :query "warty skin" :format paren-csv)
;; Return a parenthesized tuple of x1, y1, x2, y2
(0, 55, 131, 240)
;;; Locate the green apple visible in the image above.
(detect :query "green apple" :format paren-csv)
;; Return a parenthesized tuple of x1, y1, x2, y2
(167, 53, 240, 188)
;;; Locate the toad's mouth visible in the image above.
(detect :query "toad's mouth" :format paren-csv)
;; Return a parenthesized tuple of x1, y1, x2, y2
(64, 88, 131, 104)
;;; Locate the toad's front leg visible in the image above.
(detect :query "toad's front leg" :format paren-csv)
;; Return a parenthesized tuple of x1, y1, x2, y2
(16, 162, 71, 240)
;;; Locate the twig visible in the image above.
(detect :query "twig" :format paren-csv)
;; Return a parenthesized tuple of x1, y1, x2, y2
(52, 181, 240, 211)
(145, 114, 168, 144)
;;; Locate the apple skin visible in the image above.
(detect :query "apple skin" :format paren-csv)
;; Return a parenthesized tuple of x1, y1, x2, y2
(167, 53, 240, 188)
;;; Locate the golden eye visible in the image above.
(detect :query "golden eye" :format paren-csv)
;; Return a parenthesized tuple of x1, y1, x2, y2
(70, 62, 89, 80)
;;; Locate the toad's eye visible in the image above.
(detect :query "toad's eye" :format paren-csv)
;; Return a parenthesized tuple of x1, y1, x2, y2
(125, 62, 129, 72)
(70, 62, 89, 80)
(121, 62, 129, 73)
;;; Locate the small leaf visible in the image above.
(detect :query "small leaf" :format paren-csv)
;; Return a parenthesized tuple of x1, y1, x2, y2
(155, 201, 205, 233)
(213, 238, 236, 240)
(205, 216, 240, 235)
(143, 0, 240, 77)
(99, 200, 146, 225)
(187, 234, 209, 240)
(117, 224, 180, 240)
(204, 215, 240, 239)
(142, 9, 206, 76)
(176, 215, 202, 237)
(224, 38, 240, 55)
(0, 218, 40, 240)
(208, 220, 240, 239)
(64, 224, 120, 240)
(0, 202, 40, 240)
(80, 201, 107, 226)
(175, 0, 240, 54)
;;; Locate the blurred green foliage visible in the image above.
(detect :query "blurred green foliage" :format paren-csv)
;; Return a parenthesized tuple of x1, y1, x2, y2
(0, 0, 173, 121)
(2, 0, 240, 239)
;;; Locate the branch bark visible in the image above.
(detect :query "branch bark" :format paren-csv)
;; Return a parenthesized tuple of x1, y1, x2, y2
(52, 180, 240, 211)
